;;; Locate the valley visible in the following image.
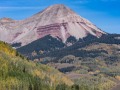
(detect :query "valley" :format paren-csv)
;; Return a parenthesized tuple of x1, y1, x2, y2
(17, 33, 120, 90)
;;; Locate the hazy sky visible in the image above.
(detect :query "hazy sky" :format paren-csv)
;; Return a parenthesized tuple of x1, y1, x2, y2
(0, 0, 120, 34)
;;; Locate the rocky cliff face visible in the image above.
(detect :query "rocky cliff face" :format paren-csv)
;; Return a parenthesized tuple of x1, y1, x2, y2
(0, 4, 105, 46)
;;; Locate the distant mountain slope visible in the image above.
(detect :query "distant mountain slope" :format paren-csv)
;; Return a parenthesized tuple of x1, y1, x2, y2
(17, 34, 120, 59)
(17, 34, 120, 90)
(17, 34, 120, 76)
(0, 41, 73, 90)
(0, 4, 105, 46)
(17, 35, 65, 56)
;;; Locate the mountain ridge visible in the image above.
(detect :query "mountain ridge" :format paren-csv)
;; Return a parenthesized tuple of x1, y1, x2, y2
(0, 4, 105, 47)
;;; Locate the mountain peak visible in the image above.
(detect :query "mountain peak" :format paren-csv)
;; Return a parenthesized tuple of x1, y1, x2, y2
(32, 4, 75, 21)
(0, 17, 14, 23)
(0, 4, 106, 46)
(48, 4, 71, 11)
(47, 4, 75, 15)
(49, 4, 66, 8)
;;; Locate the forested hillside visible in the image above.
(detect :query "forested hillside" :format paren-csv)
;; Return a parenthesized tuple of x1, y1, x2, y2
(0, 41, 73, 90)
(17, 34, 120, 90)
(1, 41, 118, 90)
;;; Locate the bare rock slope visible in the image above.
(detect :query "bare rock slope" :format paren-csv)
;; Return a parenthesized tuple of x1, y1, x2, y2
(0, 4, 105, 46)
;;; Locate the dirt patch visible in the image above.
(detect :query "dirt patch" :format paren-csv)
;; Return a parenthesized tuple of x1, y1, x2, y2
(66, 72, 89, 79)
(111, 83, 120, 90)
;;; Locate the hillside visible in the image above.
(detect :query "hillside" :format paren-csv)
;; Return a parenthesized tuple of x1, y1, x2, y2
(17, 35, 65, 55)
(18, 34, 120, 59)
(17, 34, 120, 90)
(0, 41, 73, 90)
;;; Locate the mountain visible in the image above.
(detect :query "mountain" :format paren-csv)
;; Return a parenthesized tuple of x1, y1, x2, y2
(1, 4, 120, 90)
(0, 4, 105, 47)
(0, 41, 73, 90)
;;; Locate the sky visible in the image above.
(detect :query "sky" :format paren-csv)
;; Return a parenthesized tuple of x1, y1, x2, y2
(0, 0, 120, 34)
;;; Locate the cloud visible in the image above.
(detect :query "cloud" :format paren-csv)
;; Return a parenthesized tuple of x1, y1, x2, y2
(0, 6, 45, 10)
(73, 0, 89, 4)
